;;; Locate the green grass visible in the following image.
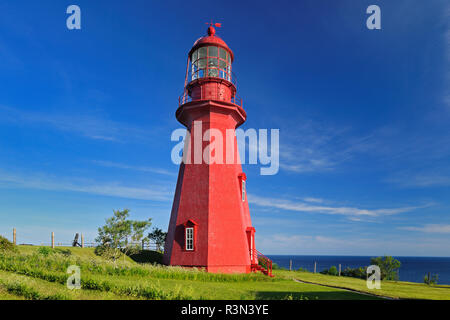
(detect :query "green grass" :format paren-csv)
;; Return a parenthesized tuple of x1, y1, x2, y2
(0, 270, 136, 300)
(16, 245, 136, 263)
(2, 246, 442, 300)
(275, 269, 450, 300)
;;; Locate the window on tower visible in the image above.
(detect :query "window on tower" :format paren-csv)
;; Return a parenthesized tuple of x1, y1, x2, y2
(190, 46, 232, 82)
(183, 219, 197, 251)
(238, 173, 247, 202)
(185, 227, 194, 251)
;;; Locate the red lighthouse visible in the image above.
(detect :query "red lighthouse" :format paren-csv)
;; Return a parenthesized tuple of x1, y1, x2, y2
(163, 25, 272, 275)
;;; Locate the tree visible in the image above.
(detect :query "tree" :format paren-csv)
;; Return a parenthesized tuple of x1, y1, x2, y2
(424, 273, 439, 285)
(148, 228, 167, 252)
(95, 209, 152, 262)
(370, 256, 401, 280)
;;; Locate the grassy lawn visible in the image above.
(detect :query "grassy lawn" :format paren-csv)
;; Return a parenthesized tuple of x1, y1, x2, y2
(0, 285, 25, 300)
(88, 272, 375, 300)
(2, 246, 445, 300)
(0, 270, 135, 300)
(275, 269, 450, 300)
(0, 246, 377, 300)
(16, 245, 135, 263)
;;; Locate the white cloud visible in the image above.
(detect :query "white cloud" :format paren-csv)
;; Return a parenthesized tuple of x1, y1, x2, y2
(248, 194, 425, 220)
(0, 105, 156, 142)
(399, 224, 450, 234)
(93, 160, 177, 177)
(277, 117, 380, 174)
(302, 197, 324, 204)
(387, 172, 450, 188)
(0, 170, 172, 202)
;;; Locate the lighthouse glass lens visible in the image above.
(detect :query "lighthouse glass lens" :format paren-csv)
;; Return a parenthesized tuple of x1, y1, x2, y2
(219, 48, 227, 60)
(208, 46, 218, 57)
(219, 59, 226, 69)
(199, 47, 207, 59)
(208, 68, 218, 77)
(198, 58, 206, 69)
(191, 49, 198, 62)
(208, 58, 218, 68)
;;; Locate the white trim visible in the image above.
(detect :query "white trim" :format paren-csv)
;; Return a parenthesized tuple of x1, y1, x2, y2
(185, 227, 194, 251)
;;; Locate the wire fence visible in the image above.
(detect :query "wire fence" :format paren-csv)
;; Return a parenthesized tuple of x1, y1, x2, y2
(6, 228, 162, 251)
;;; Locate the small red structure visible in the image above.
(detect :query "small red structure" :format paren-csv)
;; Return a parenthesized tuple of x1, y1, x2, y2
(163, 24, 272, 275)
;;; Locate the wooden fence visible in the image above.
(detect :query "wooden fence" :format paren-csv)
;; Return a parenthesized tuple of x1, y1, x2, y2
(8, 228, 161, 251)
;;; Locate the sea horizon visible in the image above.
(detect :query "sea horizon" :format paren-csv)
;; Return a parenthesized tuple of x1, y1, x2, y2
(267, 255, 450, 285)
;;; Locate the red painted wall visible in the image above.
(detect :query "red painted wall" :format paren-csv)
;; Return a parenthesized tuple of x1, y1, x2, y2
(164, 101, 254, 273)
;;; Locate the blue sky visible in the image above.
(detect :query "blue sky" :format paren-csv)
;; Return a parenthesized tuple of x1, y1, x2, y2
(0, 0, 449, 256)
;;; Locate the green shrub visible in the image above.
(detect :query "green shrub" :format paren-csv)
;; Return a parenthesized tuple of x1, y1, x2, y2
(37, 247, 52, 256)
(424, 273, 439, 285)
(128, 250, 163, 264)
(0, 235, 16, 252)
(341, 267, 366, 279)
(94, 245, 123, 261)
(320, 266, 339, 276)
(328, 266, 338, 276)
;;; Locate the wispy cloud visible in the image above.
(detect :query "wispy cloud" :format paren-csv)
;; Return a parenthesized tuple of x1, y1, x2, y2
(387, 172, 450, 188)
(93, 160, 177, 177)
(0, 169, 172, 202)
(399, 224, 450, 234)
(279, 120, 346, 173)
(0, 105, 156, 142)
(278, 117, 378, 174)
(248, 194, 426, 220)
(302, 197, 324, 204)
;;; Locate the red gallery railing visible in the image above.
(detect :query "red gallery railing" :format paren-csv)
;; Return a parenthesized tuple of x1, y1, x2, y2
(251, 249, 273, 277)
(179, 89, 243, 107)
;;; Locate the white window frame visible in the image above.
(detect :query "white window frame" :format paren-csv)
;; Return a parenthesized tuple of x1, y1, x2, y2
(185, 227, 194, 251)
(242, 179, 246, 202)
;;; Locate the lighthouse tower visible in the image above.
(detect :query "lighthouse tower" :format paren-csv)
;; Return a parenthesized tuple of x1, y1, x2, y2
(163, 25, 271, 275)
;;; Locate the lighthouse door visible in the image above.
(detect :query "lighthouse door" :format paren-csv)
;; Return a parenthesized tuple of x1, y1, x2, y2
(246, 227, 256, 264)
(250, 234, 254, 261)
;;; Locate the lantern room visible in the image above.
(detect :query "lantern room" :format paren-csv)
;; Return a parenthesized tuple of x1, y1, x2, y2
(180, 25, 240, 106)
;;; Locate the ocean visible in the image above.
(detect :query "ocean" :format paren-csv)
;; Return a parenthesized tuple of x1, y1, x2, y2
(267, 255, 450, 285)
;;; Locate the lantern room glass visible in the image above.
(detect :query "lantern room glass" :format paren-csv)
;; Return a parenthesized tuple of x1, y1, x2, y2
(190, 46, 231, 82)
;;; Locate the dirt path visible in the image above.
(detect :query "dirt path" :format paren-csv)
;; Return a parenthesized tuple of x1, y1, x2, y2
(293, 278, 397, 300)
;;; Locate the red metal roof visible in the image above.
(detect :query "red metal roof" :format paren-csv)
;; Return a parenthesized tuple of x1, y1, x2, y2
(188, 26, 234, 62)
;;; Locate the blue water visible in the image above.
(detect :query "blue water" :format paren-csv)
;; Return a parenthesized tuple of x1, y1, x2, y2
(268, 255, 450, 285)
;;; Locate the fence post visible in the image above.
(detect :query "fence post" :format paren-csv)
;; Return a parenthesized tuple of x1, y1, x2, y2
(13, 228, 16, 245)
(289, 259, 292, 271)
(314, 262, 317, 274)
(339, 264, 341, 276)
(81, 234, 84, 248)
(51, 232, 55, 249)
